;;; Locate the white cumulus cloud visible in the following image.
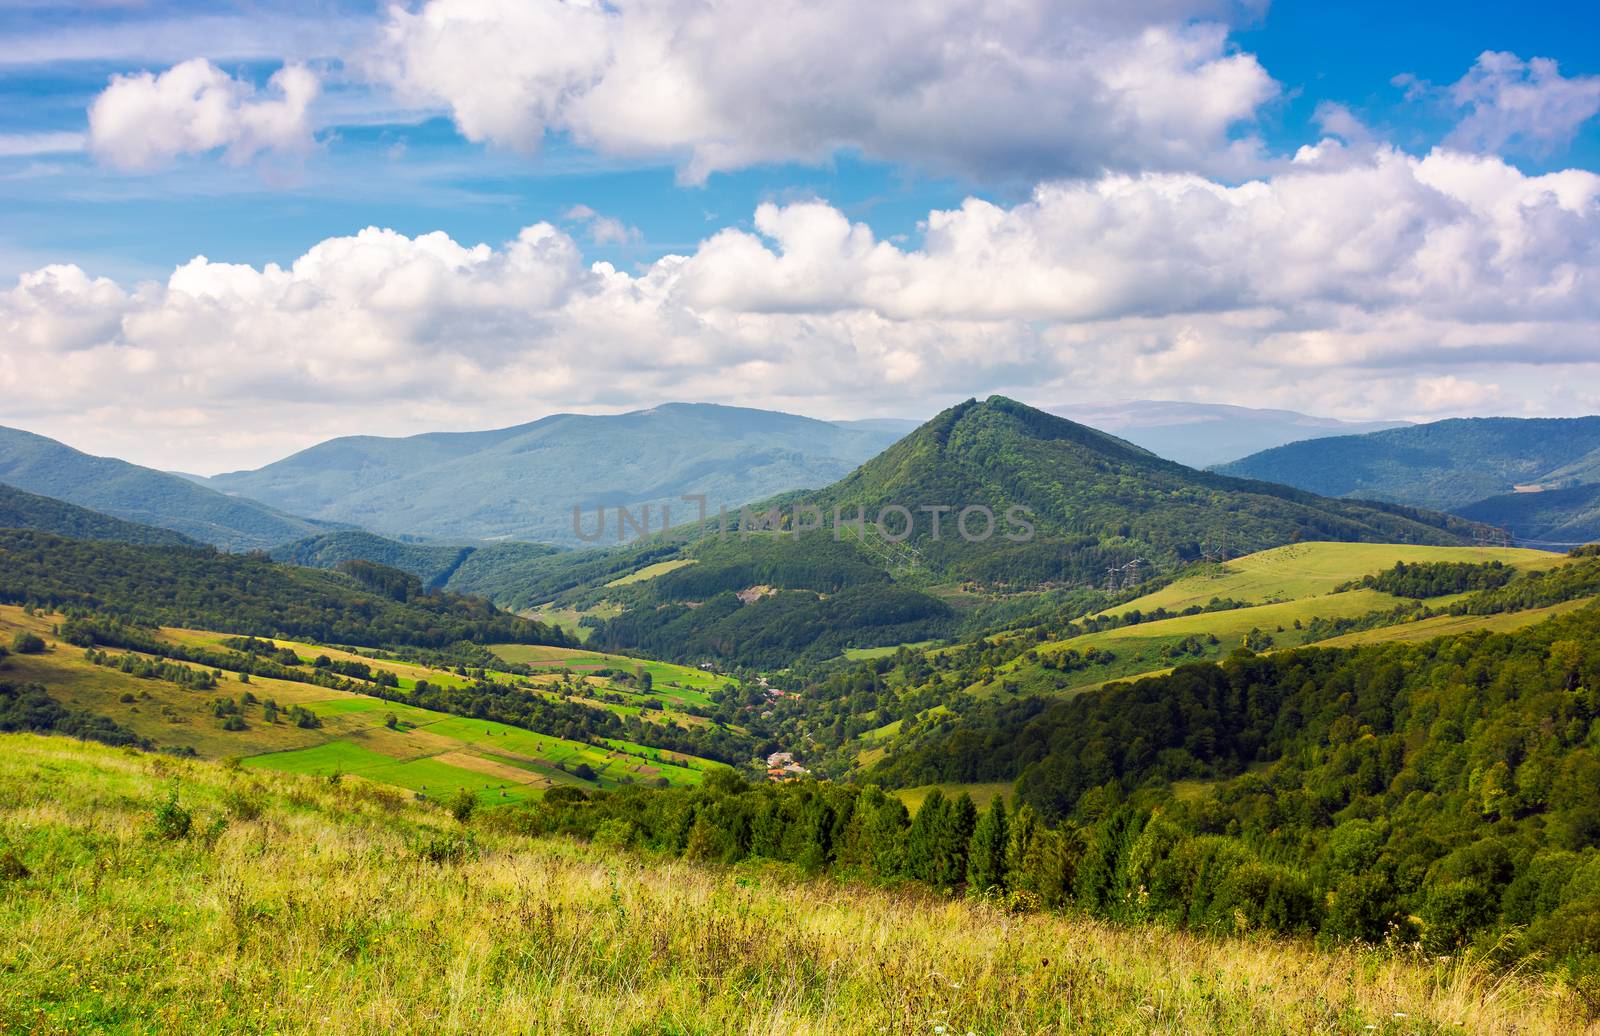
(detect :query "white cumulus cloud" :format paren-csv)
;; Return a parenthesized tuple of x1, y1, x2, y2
(3, 146, 1599, 471)
(1392, 51, 1600, 159)
(88, 58, 320, 170)
(368, 0, 1278, 182)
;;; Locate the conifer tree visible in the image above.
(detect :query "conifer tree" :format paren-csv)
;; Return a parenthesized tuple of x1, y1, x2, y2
(905, 789, 947, 884)
(966, 796, 1009, 895)
(930, 792, 978, 889)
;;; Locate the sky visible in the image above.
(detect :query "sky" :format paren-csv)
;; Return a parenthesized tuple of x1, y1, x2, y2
(1, 0, 1599, 473)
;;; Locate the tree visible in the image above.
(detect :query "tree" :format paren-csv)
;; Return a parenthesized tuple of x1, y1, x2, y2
(1007, 802, 1039, 878)
(966, 796, 1009, 896)
(857, 794, 909, 877)
(929, 792, 978, 889)
(10, 632, 45, 655)
(905, 789, 947, 884)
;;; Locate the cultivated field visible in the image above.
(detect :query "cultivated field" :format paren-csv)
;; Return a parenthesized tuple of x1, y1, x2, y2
(0, 605, 713, 803)
(603, 557, 698, 586)
(487, 642, 731, 706)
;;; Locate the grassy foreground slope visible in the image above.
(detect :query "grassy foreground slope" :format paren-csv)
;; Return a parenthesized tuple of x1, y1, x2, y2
(2, 735, 1591, 1035)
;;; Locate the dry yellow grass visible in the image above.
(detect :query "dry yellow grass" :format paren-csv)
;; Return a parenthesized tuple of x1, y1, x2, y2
(2, 735, 1595, 1034)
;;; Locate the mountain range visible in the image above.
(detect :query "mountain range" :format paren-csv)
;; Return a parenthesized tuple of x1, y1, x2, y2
(202, 403, 906, 547)
(196, 399, 1415, 547)
(522, 397, 1487, 668)
(0, 483, 199, 548)
(1217, 417, 1600, 546)
(0, 424, 338, 551)
(1048, 400, 1409, 468)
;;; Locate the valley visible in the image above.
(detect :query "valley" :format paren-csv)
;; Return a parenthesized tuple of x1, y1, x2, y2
(10, 6, 1600, 1029)
(4, 397, 1600, 1031)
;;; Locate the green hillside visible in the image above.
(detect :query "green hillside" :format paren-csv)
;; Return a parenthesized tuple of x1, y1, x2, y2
(1216, 416, 1600, 512)
(0, 482, 199, 547)
(0, 423, 336, 550)
(1093, 541, 1564, 618)
(499, 399, 1489, 671)
(271, 530, 483, 587)
(1457, 483, 1600, 547)
(207, 403, 904, 546)
(6, 736, 1583, 1034)
(860, 595, 1600, 970)
(792, 396, 1480, 586)
(0, 529, 574, 651)
(0, 602, 723, 792)
(720, 542, 1590, 787)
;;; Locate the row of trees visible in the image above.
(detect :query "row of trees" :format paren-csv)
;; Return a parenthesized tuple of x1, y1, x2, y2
(1347, 559, 1514, 598)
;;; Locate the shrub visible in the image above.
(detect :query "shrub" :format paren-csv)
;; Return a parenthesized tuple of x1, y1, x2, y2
(148, 787, 193, 841)
(0, 845, 29, 881)
(221, 786, 265, 821)
(449, 788, 477, 824)
(10, 632, 45, 655)
(412, 829, 477, 864)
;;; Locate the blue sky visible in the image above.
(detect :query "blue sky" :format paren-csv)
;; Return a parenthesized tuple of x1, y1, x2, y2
(1, 0, 1599, 470)
(4, 0, 1595, 279)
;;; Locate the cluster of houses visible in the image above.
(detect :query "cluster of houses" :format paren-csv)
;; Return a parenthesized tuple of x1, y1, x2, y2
(765, 751, 810, 781)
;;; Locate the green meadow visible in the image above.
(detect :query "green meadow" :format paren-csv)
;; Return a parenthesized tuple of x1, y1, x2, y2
(1096, 541, 1562, 618)
(1, 735, 1588, 1035)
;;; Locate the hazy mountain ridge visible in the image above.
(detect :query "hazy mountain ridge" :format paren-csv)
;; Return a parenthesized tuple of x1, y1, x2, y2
(1049, 399, 1410, 468)
(0, 424, 340, 551)
(0, 483, 200, 548)
(1216, 416, 1600, 545)
(207, 403, 906, 547)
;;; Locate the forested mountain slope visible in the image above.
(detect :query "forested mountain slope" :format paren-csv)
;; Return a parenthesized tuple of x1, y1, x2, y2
(790, 396, 1480, 585)
(0, 424, 335, 550)
(0, 483, 199, 547)
(0, 529, 574, 650)
(1216, 417, 1600, 512)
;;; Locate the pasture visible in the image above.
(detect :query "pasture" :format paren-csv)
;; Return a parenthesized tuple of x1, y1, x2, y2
(604, 557, 698, 586)
(1097, 541, 1565, 618)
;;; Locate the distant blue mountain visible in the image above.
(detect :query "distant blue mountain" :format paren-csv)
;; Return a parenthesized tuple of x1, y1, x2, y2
(1047, 400, 1409, 469)
(0, 424, 337, 550)
(205, 403, 906, 546)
